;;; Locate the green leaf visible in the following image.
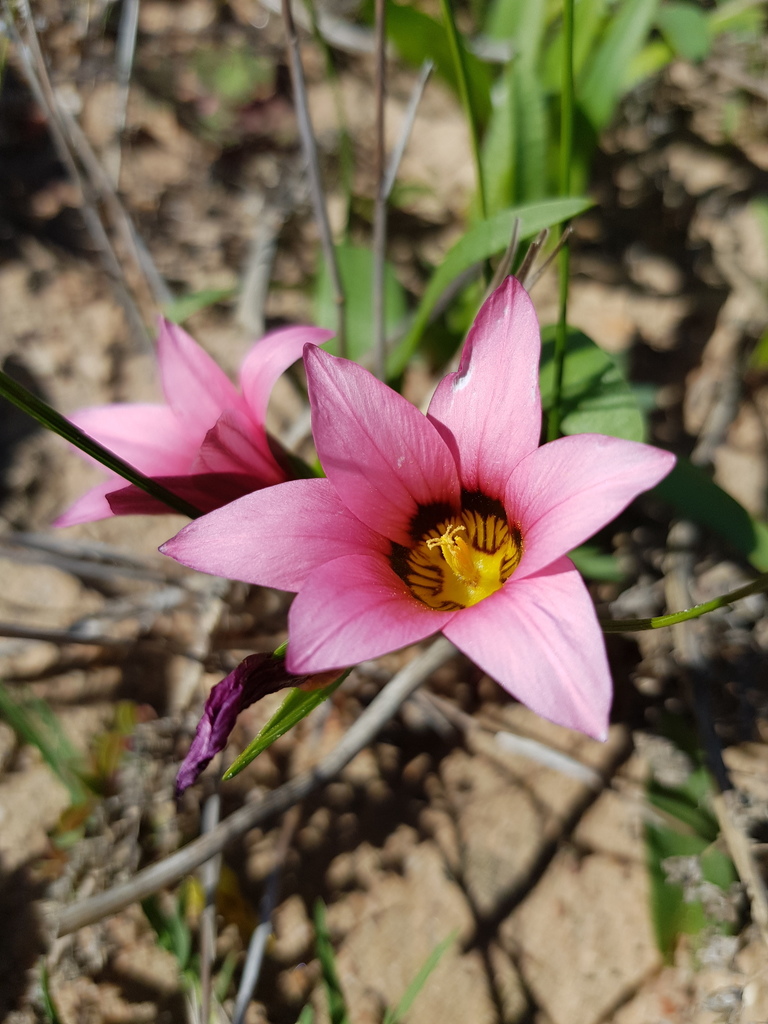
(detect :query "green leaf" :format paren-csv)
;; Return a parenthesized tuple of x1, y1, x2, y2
(708, 0, 765, 35)
(314, 901, 351, 1024)
(579, 0, 659, 130)
(163, 288, 235, 325)
(646, 824, 731, 960)
(657, 2, 711, 61)
(569, 543, 625, 582)
(653, 458, 768, 572)
(540, 326, 646, 441)
(0, 684, 90, 805)
(315, 244, 407, 362)
(0, 370, 201, 519)
(387, 197, 593, 377)
(625, 38, 675, 90)
(382, 932, 456, 1024)
(385, 1, 492, 127)
(222, 672, 349, 779)
(542, 0, 609, 87)
(141, 894, 192, 971)
(295, 1008, 315, 1024)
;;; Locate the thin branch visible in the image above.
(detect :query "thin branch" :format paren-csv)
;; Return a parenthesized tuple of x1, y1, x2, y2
(664, 521, 768, 944)
(3, 0, 150, 351)
(109, 0, 140, 187)
(0, 623, 135, 648)
(523, 226, 572, 291)
(382, 61, 433, 202)
(53, 637, 458, 935)
(232, 806, 301, 1024)
(56, 104, 173, 308)
(601, 571, 768, 633)
(515, 229, 549, 288)
(281, 0, 346, 356)
(485, 218, 520, 298)
(199, 786, 222, 1024)
(372, 0, 387, 381)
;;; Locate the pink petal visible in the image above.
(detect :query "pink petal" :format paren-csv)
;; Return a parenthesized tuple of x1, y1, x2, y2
(305, 346, 460, 546)
(285, 553, 455, 674)
(239, 325, 333, 425)
(107, 472, 261, 516)
(55, 481, 121, 526)
(69, 404, 194, 475)
(509, 435, 676, 580)
(160, 478, 389, 590)
(157, 319, 245, 435)
(427, 278, 542, 499)
(444, 558, 611, 739)
(193, 408, 285, 483)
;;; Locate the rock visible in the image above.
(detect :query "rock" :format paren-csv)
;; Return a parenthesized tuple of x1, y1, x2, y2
(501, 850, 662, 1024)
(314, 843, 496, 1024)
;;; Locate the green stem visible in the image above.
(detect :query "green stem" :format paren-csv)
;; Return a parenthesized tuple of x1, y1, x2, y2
(547, 0, 575, 443)
(601, 573, 768, 633)
(438, 0, 486, 220)
(0, 370, 202, 519)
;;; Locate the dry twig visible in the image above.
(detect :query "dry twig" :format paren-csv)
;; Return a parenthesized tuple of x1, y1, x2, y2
(54, 637, 458, 935)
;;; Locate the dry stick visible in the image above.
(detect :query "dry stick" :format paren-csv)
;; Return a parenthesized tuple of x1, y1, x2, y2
(524, 225, 573, 292)
(54, 637, 457, 935)
(108, 0, 140, 188)
(665, 521, 768, 944)
(232, 806, 301, 1024)
(515, 229, 549, 290)
(4, 1, 150, 351)
(281, 0, 346, 357)
(199, 786, 222, 1024)
(372, 0, 387, 381)
(485, 218, 521, 299)
(381, 61, 433, 203)
(57, 105, 173, 308)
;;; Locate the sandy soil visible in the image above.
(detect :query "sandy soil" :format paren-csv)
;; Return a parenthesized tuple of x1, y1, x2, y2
(0, 3, 767, 1022)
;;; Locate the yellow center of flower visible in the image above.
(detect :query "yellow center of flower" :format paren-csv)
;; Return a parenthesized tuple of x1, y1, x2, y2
(392, 495, 522, 611)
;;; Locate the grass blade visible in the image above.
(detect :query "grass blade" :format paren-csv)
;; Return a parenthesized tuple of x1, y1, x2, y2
(0, 370, 201, 519)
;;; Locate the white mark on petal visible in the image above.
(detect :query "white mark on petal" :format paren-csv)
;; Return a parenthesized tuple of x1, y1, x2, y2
(452, 366, 473, 392)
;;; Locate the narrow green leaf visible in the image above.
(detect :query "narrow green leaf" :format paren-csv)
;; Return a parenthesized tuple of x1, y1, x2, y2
(387, 197, 593, 377)
(540, 326, 646, 442)
(579, 0, 659, 129)
(657, 2, 711, 61)
(707, 0, 765, 35)
(542, 0, 609, 87)
(480, 66, 516, 214)
(315, 244, 407, 362)
(0, 370, 201, 519)
(438, 0, 488, 216)
(382, 932, 456, 1024)
(222, 672, 349, 779)
(624, 38, 675, 89)
(385, 1, 492, 128)
(314, 901, 351, 1024)
(163, 288, 235, 325)
(0, 684, 90, 805)
(295, 1008, 315, 1024)
(569, 543, 624, 582)
(39, 961, 64, 1024)
(654, 458, 768, 572)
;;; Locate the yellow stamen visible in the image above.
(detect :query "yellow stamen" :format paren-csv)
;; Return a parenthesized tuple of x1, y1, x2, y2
(392, 500, 523, 611)
(426, 524, 480, 586)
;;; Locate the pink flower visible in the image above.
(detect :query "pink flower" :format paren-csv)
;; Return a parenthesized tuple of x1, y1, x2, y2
(162, 279, 675, 739)
(56, 320, 332, 525)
